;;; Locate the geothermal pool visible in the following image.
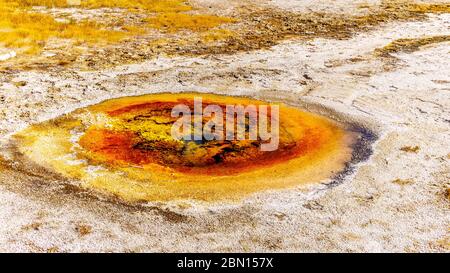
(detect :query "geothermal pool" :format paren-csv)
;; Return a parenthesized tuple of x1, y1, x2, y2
(9, 93, 365, 202)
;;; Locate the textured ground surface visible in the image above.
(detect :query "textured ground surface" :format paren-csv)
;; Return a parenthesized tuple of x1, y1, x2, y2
(0, 0, 449, 252)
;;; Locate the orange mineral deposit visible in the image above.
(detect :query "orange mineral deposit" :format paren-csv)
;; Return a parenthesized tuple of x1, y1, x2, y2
(13, 93, 358, 202)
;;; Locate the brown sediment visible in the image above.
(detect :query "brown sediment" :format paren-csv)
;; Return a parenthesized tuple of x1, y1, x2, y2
(375, 35, 450, 57)
(9, 93, 361, 202)
(71, 1, 450, 69)
(400, 146, 420, 153)
(171, 1, 450, 57)
(75, 224, 92, 236)
(392, 178, 414, 186)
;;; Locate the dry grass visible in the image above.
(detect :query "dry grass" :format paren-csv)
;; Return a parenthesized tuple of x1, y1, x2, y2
(405, 2, 450, 13)
(0, 1, 132, 54)
(0, 0, 234, 56)
(3, 0, 192, 11)
(146, 13, 236, 33)
(201, 29, 236, 43)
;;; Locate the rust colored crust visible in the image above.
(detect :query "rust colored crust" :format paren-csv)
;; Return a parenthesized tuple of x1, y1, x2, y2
(79, 100, 326, 176)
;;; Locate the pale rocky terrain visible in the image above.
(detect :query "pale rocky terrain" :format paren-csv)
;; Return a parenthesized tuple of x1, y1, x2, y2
(0, 0, 448, 252)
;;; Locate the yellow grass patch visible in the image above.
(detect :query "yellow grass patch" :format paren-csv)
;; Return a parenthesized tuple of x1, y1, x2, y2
(146, 13, 236, 33)
(406, 3, 450, 13)
(0, 1, 132, 54)
(0, 0, 235, 57)
(2, 0, 192, 12)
